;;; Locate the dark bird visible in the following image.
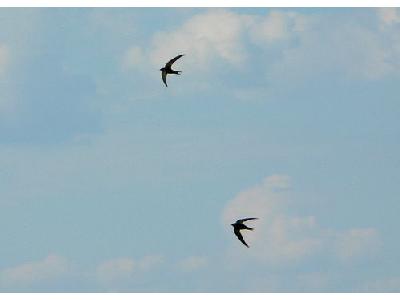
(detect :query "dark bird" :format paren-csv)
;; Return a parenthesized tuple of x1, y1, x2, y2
(160, 54, 184, 87)
(231, 218, 258, 248)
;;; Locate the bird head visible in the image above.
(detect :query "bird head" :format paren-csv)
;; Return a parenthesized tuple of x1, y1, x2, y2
(230, 223, 235, 227)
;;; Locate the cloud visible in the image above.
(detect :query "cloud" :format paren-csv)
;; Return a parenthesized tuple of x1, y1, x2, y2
(96, 257, 135, 284)
(262, 9, 400, 82)
(251, 11, 309, 44)
(222, 175, 379, 265)
(96, 255, 164, 286)
(137, 9, 308, 71)
(0, 254, 70, 288)
(178, 256, 207, 272)
(142, 9, 310, 71)
(128, 8, 400, 87)
(148, 10, 253, 69)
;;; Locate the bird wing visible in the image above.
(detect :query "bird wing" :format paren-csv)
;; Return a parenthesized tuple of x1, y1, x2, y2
(236, 217, 258, 224)
(234, 228, 249, 248)
(161, 69, 167, 87)
(166, 54, 184, 68)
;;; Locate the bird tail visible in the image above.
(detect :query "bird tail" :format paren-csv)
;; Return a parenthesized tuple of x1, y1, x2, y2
(247, 227, 254, 231)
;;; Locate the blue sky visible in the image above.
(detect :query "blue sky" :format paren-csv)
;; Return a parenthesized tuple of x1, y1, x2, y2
(0, 7, 399, 292)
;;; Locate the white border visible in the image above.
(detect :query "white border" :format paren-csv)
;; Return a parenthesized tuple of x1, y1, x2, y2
(0, 0, 400, 8)
(2, 293, 400, 300)
(0, 0, 399, 298)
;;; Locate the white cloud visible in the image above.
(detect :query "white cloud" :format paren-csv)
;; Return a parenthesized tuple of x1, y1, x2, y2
(263, 174, 291, 190)
(137, 9, 308, 72)
(251, 11, 309, 44)
(138, 9, 400, 84)
(145, 10, 256, 70)
(222, 174, 321, 264)
(178, 256, 207, 272)
(96, 257, 135, 284)
(263, 10, 400, 82)
(222, 175, 379, 265)
(142, 9, 312, 71)
(0, 254, 70, 288)
(268, 22, 397, 82)
(222, 174, 291, 226)
(96, 255, 163, 286)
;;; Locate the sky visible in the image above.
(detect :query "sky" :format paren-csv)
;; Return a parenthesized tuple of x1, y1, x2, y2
(0, 7, 399, 292)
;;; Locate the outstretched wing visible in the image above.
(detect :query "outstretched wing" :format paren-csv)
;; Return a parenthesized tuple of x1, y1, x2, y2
(234, 228, 249, 248)
(166, 54, 184, 68)
(236, 217, 258, 224)
(161, 69, 167, 87)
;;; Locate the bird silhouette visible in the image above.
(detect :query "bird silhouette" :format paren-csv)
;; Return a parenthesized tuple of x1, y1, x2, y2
(160, 54, 184, 87)
(231, 218, 258, 248)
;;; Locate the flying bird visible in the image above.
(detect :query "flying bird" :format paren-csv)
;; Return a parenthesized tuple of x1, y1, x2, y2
(160, 54, 184, 87)
(231, 218, 258, 248)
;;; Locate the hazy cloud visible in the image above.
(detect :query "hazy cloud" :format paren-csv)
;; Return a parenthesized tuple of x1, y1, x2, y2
(178, 256, 208, 272)
(96, 257, 135, 284)
(0, 255, 70, 288)
(96, 255, 164, 287)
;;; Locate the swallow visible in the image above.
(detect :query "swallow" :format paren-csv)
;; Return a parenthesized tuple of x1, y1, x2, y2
(231, 218, 258, 248)
(160, 54, 184, 87)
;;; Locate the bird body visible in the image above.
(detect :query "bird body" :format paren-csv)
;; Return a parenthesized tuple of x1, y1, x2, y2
(231, 218, 258, 248)
(160, 54, 184, 87)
